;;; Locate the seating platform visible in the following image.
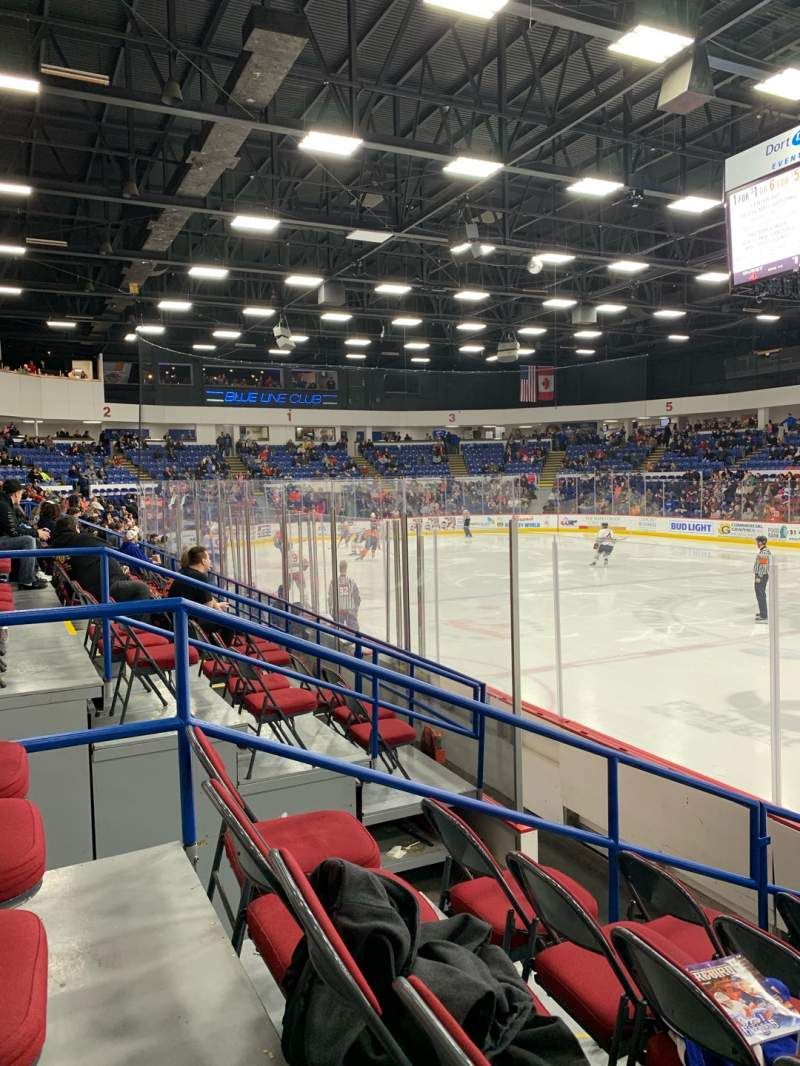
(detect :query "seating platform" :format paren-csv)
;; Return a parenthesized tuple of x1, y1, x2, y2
(28, 842, 287, 1065)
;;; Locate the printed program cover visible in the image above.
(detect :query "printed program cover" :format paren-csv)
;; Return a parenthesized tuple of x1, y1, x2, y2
(688, 954, 800, 1046)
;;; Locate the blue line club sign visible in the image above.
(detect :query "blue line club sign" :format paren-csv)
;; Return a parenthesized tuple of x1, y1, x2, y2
(205, 388, 338, 408)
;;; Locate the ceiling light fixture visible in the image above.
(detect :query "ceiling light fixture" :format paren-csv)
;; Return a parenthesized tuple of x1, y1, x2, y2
(212, 329, 242, 340)
(538, 251, 575, 264)
(285, 274, 323, 288)
(242, 306, 276, 317)
(0, 182, 32, 197)
(517, 348, 535, 356)
(230, 214, 280, 234)
(26, 237, 67, 248)
(320, 311, 352, 322)
(375, 282, 412, 295)
(653, 309, 686, 319)
(757, 314, 780, 322)
(268, 348, 290, 355)
(754, 68, 800, 102)
(608, 260, 649, 274)
(405, 341, 430, 350)
(518, 326, 547, 336)
(188, 265, 229, 279)
(410, 356, 430, 364)
(454, 289, 489, 302)
(345, 337, 371, 347)
(485, 355, 498, 362)
(288, 334, 309, 343)
(696, 271, 729, 283)
(567, 177, 624, 197)
(299, 130, 363, 157)
(668, 334, 690, 342)
(0, 285, 22, 295)
(0, 244, 26, 256)
(124, 333, 137, 343)
(574, 330, 602, 339)
(392, 316, 422, 327)
(609, 24, 693, 64)
(543, 297, 577, 309)
(135, 324, 165, 335)
(46, 319, 76, 329)
(40, 63, 109, 87)
(575, 348, 596, 355)
(423, 0, 508, 18)
(347, 229, 392, 243)
(668, 195, 721, 214)
(443, 156, 503, 179)
(345, 352, 367, 360)
(193, 344, 216, 351)
(596, 303, 627, 313)
(0, 73, 40, 94)
(456, 321, 486, 332)
(459, 344, 484, 353)
(157, 300, 192, 312)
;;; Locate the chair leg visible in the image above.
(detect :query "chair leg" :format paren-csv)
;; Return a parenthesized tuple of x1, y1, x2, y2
(501, 908, 516, 954)
(246, 721, 262, 780)
(207, 825, 226, 901)
(607, 994, 629, 1066)
(438, 856, 453, 912)
(231, 880, 254, 955)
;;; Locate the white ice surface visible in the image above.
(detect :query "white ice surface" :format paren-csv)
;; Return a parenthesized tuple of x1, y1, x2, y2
(254, 530, 800, 809)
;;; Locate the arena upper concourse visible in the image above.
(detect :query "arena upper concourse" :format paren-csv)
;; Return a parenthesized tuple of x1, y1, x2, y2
(6, 2, 800, 1064)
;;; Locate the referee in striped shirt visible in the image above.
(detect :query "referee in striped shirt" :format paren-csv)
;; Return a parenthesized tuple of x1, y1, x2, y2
(754, 535, 771, 623)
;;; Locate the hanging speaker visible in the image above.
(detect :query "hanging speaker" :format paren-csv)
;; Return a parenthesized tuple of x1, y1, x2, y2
(658, 45, 714, 115)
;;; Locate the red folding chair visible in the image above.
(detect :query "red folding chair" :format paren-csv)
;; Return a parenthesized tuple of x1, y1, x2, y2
(422, 798, 598, 964)
(0, 910, 48, 1066)
(393, 975, 491, 1065)
(189, 726, 381, 947)
(0, 741, 28, 799)
(0, 798, 46, 906)
(108, 619, 200, 722)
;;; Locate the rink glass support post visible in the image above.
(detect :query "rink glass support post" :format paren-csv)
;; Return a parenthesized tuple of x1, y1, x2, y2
(432, 525, 441, 663)
(279, 497, 290, 618)
(768, 561, 782, 806)
(607, 757, 620, 923)
(415, 520, 426, 659)
(551, 537, 565, 719)
(383, 519, 391, 644)
(509, 516, 522, 719)
(400, 514, 412, 651)
(99, 551, 113, 682)
(173, 604, 198, 865)
(392, 520, 403, 648)
(329, 504, 340, 627)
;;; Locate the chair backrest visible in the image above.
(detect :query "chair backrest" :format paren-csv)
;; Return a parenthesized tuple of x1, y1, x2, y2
(201, 779, 410, 1063)
(320, 665, 367, 722)
(611, 926, 760, 1066)
(393, 976, 489, 1066)
(506, 852, 636, 993)
(713, 914, 800, 997)
(776, 893, 800, 952)
(421, 799, 530, 927)
(619, 851, 720, 947)
(188, 725, 257, 815)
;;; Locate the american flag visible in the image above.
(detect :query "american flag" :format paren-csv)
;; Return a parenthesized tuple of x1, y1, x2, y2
(520, 366, 536, 403)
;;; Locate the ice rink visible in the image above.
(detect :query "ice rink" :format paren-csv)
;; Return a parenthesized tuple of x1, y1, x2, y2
(254, 528, 800, 809)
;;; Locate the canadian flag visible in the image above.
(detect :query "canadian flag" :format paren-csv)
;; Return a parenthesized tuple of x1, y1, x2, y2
(536, 366, 555, 402)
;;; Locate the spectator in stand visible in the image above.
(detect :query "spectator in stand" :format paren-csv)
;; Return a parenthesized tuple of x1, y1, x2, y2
(51, 515, 152, 606)
(0, 479, 50, 589)
(167, 546, 232, 643)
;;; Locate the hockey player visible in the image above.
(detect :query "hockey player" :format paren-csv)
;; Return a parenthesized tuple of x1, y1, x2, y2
(754, 535, 770, 623)
(590, 522, 615, 566)
(328, 559, 361, 630)
(463, 509, 472, 539)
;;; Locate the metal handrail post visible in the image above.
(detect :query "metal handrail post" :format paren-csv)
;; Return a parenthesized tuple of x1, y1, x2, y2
(370, 673, 380, 766)
(99, 553, 113, 681)
(173, 603, 197, 863)
(330, 504, 340, 625)
(552, 536, 565, 718)
(607, 756, 620, 922)
(415, 520, 426, 658)
(400, 513, 412, 651)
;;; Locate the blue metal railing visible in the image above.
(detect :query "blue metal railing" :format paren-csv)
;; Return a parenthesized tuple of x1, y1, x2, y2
(2, 567, 799, 927)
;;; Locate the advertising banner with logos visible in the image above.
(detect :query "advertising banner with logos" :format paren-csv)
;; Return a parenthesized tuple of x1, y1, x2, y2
(554, 514, 800, 547)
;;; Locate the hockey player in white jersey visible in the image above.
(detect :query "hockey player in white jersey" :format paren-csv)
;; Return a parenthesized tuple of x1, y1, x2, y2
(590, 522, 615, 566)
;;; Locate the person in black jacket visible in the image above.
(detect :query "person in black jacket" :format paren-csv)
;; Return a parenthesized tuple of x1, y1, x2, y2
(50, 516, 151, 606)
(167, 546, 232, 643)
(0, 479, 50, 589)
